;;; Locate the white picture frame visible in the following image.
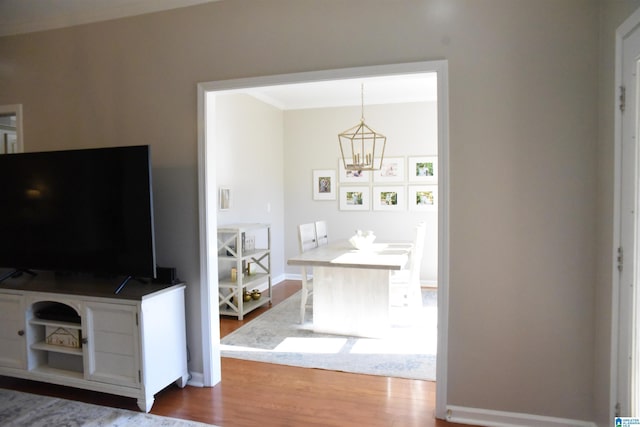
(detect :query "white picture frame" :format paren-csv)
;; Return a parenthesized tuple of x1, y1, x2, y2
(219, 187, 231, 210)
(409, 185, 438, 211)
(313, 169, 336, 200)
(373, 157, 405, 182)
(338, 160, 371, 183)
(409, 156, 438, 183)
(339, 186, 370, 211)
(372, 186, 406, 211)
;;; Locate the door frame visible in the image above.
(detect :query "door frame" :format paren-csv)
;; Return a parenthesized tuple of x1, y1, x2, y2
(613, 6, 640, 418)
(0, 104, 23, 153)
(197, 60, 450, 417)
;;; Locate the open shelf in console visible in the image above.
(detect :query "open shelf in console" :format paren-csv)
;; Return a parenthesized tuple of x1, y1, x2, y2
(27, 301, 83, 374)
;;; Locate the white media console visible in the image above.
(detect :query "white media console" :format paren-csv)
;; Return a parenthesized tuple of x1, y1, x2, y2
(0, 272, 189, 412)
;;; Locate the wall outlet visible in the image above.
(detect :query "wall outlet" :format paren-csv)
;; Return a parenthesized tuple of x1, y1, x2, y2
(245, 235, 255, 251)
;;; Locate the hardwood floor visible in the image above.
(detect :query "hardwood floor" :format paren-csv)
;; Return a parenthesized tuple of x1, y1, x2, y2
(0, 280, 469, 427)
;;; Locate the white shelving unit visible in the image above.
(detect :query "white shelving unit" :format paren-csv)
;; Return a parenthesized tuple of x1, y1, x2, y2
(217, 223, 272, 320)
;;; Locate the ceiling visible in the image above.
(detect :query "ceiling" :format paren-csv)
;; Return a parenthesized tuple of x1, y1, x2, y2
(0, 0, 438, 108)
(231, 73, 438, 110)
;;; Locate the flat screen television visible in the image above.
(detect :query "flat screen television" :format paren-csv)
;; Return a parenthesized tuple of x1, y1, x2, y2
(0, 145, 156, 285)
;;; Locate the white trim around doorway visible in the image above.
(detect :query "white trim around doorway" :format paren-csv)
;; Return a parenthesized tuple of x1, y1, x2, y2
(196, 60, 451, 418)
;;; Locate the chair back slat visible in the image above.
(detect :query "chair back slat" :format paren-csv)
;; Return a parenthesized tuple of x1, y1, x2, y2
(315, 220, 328, 247)
(408, 222, 427, 282)
(298, 223, 318, 253)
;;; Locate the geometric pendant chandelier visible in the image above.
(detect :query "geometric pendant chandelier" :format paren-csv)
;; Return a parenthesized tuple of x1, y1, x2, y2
(338, 83, 387, 171)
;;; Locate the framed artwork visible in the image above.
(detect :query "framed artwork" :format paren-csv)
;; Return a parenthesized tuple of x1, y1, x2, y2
(409, 156, 438, 183)
(373, 157, 405, 182)
(313, 169, 336, 200)
(409, 185, 437, 211)
(219, 187, 231, 210)
(338, 160, 371, 183)
(372, 186, 406, 211)
(339, 186, 370, 211)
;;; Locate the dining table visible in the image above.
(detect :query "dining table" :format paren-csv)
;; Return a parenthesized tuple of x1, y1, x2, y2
(287, 240, 411, 338)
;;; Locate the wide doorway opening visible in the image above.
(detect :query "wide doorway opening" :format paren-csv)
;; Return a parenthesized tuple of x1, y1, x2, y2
(197, 61, 450, 417)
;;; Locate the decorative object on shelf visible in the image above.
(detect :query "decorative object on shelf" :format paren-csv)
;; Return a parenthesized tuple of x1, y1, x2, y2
(338, 83, 387, 171)
(251, 289, 262, 300)
(312, 169, 336, 200)
(231, 267, 238, 282)
(339, 186, 370, 211)
(243, 290, 252, 302)
(409, 185, 438, 211)
(373, 157, 405, 182)
(408, 156, 437, 183)
(348, 230, 376, 250)
(244, 235, 255, 251)
(372, 186, 406, 211)
(45, 327, 81, 348)
(246, 262, 255, 276)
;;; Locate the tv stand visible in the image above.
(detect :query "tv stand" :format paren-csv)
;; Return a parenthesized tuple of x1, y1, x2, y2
(0, 272, 189, 412)
(0, 269, 36, 284)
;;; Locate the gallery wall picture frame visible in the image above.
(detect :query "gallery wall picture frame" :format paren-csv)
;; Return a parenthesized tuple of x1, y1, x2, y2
(373, 157, 405, 183)
(339, 186, 370, 211)
(409, 156, 438, 183)
(372, 186, 406, 211)
(219, 187, 231, 210)
(409, 185, 438, 211)
(338, 160, 371, 183)
(313, 169, 336, 200)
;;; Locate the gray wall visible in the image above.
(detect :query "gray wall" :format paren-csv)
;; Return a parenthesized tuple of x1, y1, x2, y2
(0, 0, 634, 423)
(215, 93, 286, 281)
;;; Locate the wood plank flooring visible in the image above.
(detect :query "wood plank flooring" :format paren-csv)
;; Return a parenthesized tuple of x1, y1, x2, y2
(0, 280, 469, 427)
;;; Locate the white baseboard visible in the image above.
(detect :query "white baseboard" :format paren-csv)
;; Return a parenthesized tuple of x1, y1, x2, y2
(271, 273, 286, 284)
(446, 405, 596, 427)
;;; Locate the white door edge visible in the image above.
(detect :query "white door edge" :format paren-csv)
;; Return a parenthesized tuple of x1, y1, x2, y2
(613, 5, 640, 418)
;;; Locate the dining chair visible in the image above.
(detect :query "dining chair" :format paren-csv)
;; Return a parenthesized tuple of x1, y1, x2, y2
(315, 220, 328, 247)
(297, 222, 317, 323)
(389, 221, 426, 311)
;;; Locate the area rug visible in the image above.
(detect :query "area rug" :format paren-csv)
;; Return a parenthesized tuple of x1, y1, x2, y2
(0, 388, 218, 427)
(221, 289, 437, 381)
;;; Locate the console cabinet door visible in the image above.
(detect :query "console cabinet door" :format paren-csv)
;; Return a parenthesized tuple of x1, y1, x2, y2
(0, 294, 26, 369)
(83, 302, 140, 388)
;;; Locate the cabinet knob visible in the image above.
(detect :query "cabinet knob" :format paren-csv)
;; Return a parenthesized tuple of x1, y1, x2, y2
(17, 330, 24, 336)
(82, 337, 88, 345)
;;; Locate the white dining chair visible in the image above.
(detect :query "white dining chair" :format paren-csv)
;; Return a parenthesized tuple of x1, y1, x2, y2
(315, 220, 328, 247)
(297, 222, 317, 323)
(390, 221, 426, 312)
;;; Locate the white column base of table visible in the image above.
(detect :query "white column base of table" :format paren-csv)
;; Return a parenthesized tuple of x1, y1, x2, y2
(313, 266, 390, 338)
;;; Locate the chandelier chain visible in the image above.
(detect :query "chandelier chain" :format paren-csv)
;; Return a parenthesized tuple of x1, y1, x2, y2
(361, 83, 365, 122)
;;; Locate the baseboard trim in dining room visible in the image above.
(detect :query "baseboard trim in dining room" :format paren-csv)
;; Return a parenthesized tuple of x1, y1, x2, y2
(446, 405, 597, 427)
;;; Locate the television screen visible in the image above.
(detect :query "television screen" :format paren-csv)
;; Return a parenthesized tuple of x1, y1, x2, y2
(0, 145, 156, 280)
